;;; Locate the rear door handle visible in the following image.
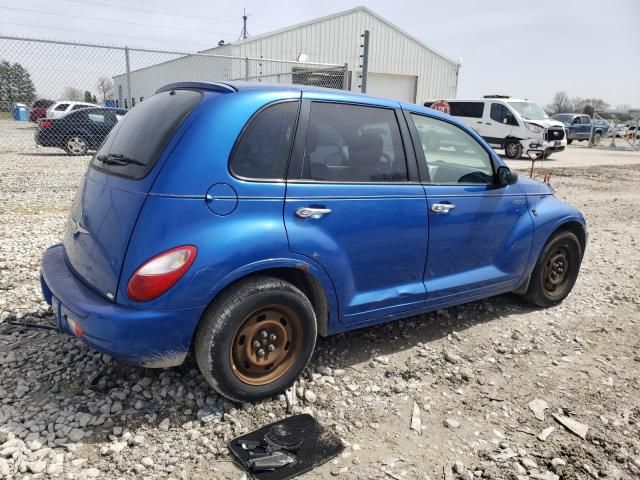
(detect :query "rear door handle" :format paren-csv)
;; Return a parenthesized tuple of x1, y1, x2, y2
(431, 203, 456, 213)
(296, 207, 332, 218)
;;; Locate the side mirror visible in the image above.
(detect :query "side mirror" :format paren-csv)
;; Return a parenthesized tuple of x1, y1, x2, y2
(497, 165, 518, 186)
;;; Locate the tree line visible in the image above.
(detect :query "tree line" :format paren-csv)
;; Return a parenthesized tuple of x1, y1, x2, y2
(0, 61, 36, 111)
(1, 59, 115, 111)
(545, 92, 634, 121)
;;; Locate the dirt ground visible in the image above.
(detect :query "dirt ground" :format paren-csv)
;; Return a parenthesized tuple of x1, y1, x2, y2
(0, 134, 639, 479)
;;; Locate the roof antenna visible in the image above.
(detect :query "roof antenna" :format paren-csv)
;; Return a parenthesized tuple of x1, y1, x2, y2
(239, 8, 250, 40)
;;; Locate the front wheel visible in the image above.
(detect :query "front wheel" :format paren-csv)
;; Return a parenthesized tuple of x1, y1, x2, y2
(504, 140, 523, 159)
(566, 139, 573, 145)
(195, 276, 317, 402)
(522, 231, 582, 307)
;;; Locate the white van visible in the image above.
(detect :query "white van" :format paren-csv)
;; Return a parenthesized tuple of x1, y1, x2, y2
(424, 96, 567, 158)
(46, 101, 97, 119)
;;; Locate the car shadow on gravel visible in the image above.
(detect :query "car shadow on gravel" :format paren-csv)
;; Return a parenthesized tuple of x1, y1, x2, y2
(313, 293, 538, 368)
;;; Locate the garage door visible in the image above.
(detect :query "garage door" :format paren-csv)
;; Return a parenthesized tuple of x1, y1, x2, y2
(367, 73, 417, 103)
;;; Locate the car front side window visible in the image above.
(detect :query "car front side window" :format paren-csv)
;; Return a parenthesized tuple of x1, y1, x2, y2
(411, 114, 494, 184)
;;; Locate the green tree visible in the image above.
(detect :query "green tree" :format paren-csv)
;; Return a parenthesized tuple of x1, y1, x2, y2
(0, 60, 37, 111)
(84, 90, 92, 103)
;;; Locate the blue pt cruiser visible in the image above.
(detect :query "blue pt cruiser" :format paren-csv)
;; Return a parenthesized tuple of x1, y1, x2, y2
(41, 82, 587, 401)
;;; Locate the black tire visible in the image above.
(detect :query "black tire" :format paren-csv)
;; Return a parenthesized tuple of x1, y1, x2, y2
(592, 131, 602, 146)
(522, 231, 582, 307)
(65, 135, 88, 155)
(504, 140, 523, 159)
(566, 139, 573, 145)
(195, 276, 317, 402)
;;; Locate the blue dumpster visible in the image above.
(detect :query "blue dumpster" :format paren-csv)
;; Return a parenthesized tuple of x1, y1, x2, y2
(11, 103, 28, 121)
(104, 99, 116, 108)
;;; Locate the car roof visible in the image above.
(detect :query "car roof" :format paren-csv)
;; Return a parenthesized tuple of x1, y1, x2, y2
(155, 81, 470, 125)
(63, 107, 125, 116)
(424, 98, 530, 103)
(52, 101, 95, 106)
(157, 81, 391, 103)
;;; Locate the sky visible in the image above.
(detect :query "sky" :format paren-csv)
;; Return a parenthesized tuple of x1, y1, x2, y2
(1, 0, 639, 108)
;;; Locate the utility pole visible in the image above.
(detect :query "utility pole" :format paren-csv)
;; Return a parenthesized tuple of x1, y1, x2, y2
(359, 30, 370, 94)
(240, 8, 249, 40)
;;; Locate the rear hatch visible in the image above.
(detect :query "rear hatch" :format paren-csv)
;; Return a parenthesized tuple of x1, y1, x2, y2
(63, 88, 203, 301)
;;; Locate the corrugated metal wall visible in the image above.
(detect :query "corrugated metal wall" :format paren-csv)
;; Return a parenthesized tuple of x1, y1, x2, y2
(224, 9, 458, 102)
(114, 8, 458, 105)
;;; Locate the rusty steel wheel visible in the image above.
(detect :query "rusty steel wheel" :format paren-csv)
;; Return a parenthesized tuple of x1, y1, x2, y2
(230, 305, 303, 385)
(195, 276, 317, 402)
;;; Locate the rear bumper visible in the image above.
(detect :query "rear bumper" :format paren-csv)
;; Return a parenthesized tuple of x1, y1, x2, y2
(40, 244, 203, 367)
(35, 130, 59, 147)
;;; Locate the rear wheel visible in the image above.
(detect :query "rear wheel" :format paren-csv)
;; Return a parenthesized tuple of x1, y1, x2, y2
(195, 276, 317, 402)
(65, 135, 88, 155)
(522, 231, 582, 307)
(504, 140, 522, 159)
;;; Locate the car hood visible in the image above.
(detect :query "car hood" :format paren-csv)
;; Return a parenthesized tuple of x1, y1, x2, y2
(525, 119, 565, 129)
(525, 118, 565, 128)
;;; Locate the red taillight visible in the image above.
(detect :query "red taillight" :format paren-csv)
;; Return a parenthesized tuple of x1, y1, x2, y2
(126, 246, 197, 302)
(39, 119, 52, 129)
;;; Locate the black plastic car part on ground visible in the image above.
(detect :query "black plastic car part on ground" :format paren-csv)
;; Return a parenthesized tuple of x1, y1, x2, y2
(229, 414, 344, 480)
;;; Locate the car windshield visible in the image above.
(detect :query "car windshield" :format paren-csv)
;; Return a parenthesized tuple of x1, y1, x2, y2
(551, 114, 573, 125)
(508, 101, 548, 121)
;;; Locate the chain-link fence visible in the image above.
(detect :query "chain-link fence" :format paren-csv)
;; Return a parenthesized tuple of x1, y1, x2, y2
(586, 111, 639, 151)
(0, 35, 348, 156)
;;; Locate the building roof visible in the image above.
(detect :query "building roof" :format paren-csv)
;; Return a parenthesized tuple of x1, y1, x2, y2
(205, 6, 458, 67)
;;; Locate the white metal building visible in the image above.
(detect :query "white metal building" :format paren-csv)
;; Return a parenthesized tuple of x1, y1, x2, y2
(114, 6, 459, 105)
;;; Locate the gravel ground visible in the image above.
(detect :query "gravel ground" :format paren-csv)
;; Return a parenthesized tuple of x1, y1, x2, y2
(1, 129, 639, 480)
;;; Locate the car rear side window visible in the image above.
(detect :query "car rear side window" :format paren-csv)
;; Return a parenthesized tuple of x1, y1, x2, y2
(92, 89, 202, 179)
(449, 102, 484, 118)
(301, 102, 407, 183)
(229, 101, 299, 180)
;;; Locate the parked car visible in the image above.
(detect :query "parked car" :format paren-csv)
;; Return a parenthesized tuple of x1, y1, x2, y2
(28, 99, 55, 122)
(35, 107, 127, 155)
(425, 96, 567, 159)
(40, 82, 587, 401)
(550, 113, 609, 145)
(46, 101, 97, 119)
(614, 124, 628, 138)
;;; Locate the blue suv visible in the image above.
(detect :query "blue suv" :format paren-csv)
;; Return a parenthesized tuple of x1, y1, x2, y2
(40, 82, 587, 401)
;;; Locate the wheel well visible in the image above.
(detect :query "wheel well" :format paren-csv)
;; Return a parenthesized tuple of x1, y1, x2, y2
(503, 137, 522, 149)
(551, 221, 587, 256)
(219, 267, 330, 337)
(513, 220, 586, 295)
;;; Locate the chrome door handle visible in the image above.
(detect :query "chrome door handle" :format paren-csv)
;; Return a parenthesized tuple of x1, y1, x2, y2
(431, 203, 456, 213)
(295, 207, 332, 218)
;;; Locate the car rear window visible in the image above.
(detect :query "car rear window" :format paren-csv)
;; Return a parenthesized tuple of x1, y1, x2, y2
(92, 89, 202, 179)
